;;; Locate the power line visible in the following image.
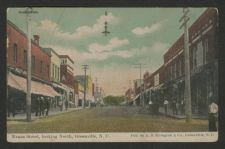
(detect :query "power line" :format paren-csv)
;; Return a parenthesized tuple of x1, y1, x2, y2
(49, 8, 66, 44)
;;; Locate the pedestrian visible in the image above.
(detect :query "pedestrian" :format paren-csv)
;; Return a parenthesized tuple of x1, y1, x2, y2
(45, 97, 50, 116)
(180, 100, 185, 115)
(208, 99, 218, 131)
(59, 99, 63, 112)
(35, 97, 40, 116)
(175, 101, 179, 115)
(172, 99, 176, 115)
(163, 99, 169, 115)
(148, 100, 153, 113)
(39, 97, 45, 116)
(65, 100, 68, 111)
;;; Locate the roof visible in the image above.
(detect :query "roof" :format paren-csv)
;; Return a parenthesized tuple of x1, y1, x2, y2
(59, 55, 74, 64)
(7, 20, 51, 56)
(42, 47, 60, 57)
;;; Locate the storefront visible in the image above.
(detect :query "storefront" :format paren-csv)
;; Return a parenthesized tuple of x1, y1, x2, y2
(7, 72, 60, 114)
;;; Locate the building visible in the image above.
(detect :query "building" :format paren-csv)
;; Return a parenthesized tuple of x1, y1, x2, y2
(59, 55, 75, 107)
(7, 20, 60, 113)
(42, 48, 61, 84)
(74, 75, 94, 103)
(139, 8, 218, 116)
(74, 79, 84, 107)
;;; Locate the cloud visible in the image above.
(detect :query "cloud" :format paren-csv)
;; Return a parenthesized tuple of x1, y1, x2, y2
(34, 12, 119, 40)
(88, 37, 129, 53)
(132, 22, 162, 36)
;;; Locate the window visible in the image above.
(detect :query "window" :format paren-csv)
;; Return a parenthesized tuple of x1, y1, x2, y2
(52, 64, 55, 79)
(13, 43, 18, 64)
(32, 55, 35, 70)
(40, 61, 43, 73)
(192, 45, 197, 69)
(196, 41, 204, 67)
(24, 49, 27, 66)
(203, 38, 208, 64)
(47, 65, 50, 78)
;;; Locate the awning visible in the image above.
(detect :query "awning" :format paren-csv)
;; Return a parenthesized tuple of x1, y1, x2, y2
(132, 94, 140, 102)
(8, 73, 61, 97)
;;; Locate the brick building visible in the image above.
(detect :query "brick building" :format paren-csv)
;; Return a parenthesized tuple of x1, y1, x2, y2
(59, 55, 75, 106)
(7, 20, 60, 114)
(140, 8, 218, 116)
(7, 20, 50, 82)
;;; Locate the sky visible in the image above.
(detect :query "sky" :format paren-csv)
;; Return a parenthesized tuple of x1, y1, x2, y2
(7, 7, 207, 96)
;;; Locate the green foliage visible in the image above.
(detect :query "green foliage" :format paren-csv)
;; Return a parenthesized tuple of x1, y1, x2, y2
(103, 95, 125, 105)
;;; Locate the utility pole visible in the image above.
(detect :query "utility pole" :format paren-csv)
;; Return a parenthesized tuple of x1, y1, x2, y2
(133, 64, 145, 107)
(179, 8, 192, 122)
(19, 8, 38, 122)
(82, 64, 89, 109)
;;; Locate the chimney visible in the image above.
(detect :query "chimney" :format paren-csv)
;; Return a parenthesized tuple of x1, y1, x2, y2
(33, 35, 40, 45)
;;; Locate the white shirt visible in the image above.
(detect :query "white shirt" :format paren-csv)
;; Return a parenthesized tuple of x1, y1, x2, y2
(149, 101, 152, 105)
(209, 102, 218, 114)
(164, 100, 168, 105)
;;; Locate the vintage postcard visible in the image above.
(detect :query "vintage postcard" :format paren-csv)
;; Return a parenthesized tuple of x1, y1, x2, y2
(6, 7, 218, 142)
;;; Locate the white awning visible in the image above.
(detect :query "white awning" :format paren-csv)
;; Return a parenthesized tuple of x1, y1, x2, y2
(8, 73, 61, 97)
(132, 94, 140, 102)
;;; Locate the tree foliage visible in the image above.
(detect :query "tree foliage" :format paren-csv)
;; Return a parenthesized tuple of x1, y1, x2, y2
(103, 96, 125, 105)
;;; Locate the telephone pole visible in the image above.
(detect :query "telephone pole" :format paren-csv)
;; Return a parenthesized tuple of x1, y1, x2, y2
(82, 64, 89, 109)
(179, 8, 192, 122)
(133, 64, 145, 107)
(19, 8, 38, 122)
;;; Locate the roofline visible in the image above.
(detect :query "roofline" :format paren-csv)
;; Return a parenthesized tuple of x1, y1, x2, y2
(59, 55, 74, 64)
(7, 20, 51, 57)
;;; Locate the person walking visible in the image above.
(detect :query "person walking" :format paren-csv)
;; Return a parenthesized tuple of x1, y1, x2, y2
(65, 100, 68, 111)
(180, 100, 185, 115)
(39, 97, 45, 116)
(208, 99, 218, 131)
(45, 97, 50, 116)
(35, 97, 40, 116)
(163, 99, 169, 115)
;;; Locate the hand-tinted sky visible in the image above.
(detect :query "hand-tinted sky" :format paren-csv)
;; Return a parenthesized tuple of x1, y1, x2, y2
(7, 7, 206, 96)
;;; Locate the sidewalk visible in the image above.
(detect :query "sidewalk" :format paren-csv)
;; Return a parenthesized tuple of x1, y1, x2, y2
(158, 107, 207, 119)
(7, 107, 84, 121)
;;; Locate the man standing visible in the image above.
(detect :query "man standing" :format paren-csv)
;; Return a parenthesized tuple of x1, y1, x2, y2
(65, 100, 68, 111)
(45, 97, 50, 116)
(163, 99, 169, 115)
(208, 100, 218, 131)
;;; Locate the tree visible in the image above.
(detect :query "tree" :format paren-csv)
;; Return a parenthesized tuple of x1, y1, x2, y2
(103, 96, 125, 105)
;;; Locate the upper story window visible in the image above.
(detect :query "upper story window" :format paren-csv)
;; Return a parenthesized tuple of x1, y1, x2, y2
(24, 49, 27, 66)
(192, 45, 197, 69)
(40, 60, 43, 73)
(32, 55, 35, 70)
(13, 43, 18, 64)
(203, 38, 208, 64)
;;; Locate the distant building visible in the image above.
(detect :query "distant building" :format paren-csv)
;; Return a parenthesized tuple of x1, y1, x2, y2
(59, 55, 75, 107)
(74, 79, 84, 107)
(74, 75, 94, 102)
